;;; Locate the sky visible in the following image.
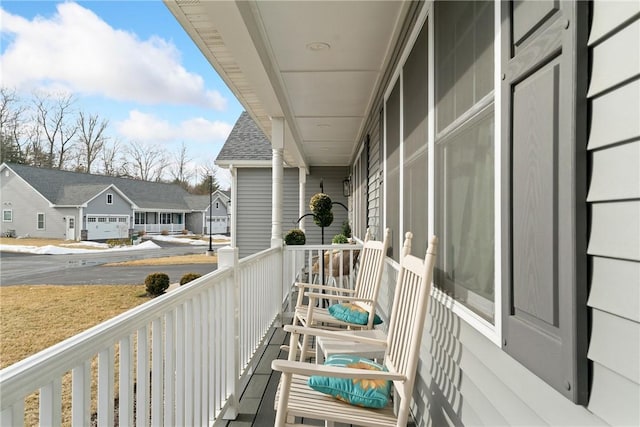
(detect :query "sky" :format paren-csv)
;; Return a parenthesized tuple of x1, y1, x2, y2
(0, 1, 243, 188)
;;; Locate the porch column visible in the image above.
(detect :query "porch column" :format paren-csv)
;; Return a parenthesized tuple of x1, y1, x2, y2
(271, 117, 285, 248)
(298, 167, 307, 232)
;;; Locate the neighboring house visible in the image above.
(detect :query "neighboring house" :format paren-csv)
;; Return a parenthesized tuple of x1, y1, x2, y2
(186, 189, 231, 236)
(216, 112, 349, 258)
(0, 163, 214, 241)
(167, 1, 639, 426)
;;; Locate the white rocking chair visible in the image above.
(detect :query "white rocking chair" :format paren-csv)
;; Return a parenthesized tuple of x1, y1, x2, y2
(289, 228, 391, 361)
(272, 234, 438, 426)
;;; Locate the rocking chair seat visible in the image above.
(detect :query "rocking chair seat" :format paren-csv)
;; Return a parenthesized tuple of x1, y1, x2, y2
(275, 373, 398, 427)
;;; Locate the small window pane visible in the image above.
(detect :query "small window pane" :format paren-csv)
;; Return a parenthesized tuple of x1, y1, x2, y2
(435, 110, 494, 322)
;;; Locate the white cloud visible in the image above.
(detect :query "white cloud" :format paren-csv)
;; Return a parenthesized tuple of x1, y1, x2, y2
(116, 110, 233, 144)
(0, 3, 227, 110)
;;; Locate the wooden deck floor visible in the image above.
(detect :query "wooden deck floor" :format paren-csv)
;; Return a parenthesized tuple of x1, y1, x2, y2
(223, 326, 330, 427)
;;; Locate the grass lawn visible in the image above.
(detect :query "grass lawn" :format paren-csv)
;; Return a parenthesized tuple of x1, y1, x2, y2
(105, 253, 217, 266)
(0, 285, 152, 425)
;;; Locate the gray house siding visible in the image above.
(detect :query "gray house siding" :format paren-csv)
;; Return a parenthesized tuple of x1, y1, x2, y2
(236, 168, 298, 258)
(84, 189, 131, 216)
(351, 1, 636, 425)
(586, 2, 640, 425)
(185, 213, 203, 234)
(0, 167, 66, 239)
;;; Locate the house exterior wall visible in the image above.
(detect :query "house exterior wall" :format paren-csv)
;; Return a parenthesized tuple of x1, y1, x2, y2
(84, 189, 132, 217)
(0, 167, 67, 239)
(236, 167, 298, 258)
(351, 1, 637, 425)
(585, 2, 640, 424)
(185, 212, 204, 234)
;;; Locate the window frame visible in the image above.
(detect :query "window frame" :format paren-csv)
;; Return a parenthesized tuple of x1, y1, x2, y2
(36, 212, 45, 230)
(2, 209, 12, 222)
(378, 1, 502, 345)
(106, 193, 113, 205)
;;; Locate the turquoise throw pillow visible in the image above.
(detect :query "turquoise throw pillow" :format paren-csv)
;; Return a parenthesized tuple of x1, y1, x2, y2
(328, 303, 383, 325)
(308, 354, 391, 408)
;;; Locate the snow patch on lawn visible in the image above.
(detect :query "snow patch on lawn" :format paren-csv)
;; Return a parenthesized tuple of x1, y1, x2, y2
(0, 240, 161, 255)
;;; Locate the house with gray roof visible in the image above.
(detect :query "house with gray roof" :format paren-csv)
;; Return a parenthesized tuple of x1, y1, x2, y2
(216, 111, 349, 258)
(0, 162, 215, 241)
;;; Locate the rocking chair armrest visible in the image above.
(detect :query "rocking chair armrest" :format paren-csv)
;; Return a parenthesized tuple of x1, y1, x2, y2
(295, 282, 357, 295)
(271, 360, 405, 382)
(283, 325, 388, 347)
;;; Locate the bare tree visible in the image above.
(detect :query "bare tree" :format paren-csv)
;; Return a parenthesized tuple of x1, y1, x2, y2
(76, 111, 108, 173)
(0, 87, 26, 163)
(126, 140, 169, 181)
(100, 139, 122, 176)
(33, 91, 78, 169)
(169, 141, 193, 188)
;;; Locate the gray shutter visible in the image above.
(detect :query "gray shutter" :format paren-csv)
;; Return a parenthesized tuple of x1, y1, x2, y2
(501, 0, 589, 403)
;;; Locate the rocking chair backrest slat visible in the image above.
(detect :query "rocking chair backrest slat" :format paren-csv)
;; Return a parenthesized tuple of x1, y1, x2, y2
(352, 228, 391, 324)
(385, 234, 438, 402)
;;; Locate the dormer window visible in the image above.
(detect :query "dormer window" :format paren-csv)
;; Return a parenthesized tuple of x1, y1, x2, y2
(106, 193, 113, 205)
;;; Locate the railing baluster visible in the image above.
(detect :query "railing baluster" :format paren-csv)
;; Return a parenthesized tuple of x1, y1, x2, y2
(207, 287, 216, 424)
(164, 310, 175, 426)
(176, 304, 185, 426)
(40, 377, 62, 427)
(1, 401, 24, 426)
(71, 360, 90, 426)
(184, 299, 194, 426)
(97, 347, 114, 427)
(193, 297, 202, 426)
(119, 335, 134, 427)
(136, 325, 149, 427)
(151, 318, 163, 426)
(200, 293, 209, 425)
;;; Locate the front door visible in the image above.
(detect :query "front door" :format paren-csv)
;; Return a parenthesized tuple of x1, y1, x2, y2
(66, 217, 76, 240)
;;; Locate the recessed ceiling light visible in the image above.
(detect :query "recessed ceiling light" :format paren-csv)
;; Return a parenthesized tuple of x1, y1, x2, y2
(306, 41, 331, 51)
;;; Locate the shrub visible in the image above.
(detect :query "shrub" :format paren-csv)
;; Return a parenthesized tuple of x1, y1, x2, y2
(180, 272, 202, 286)
(161, 229, 169, 236)
(138, 230, 146, 237)
(341, 220, 352, 238)
(107, 238, 131, 248)
(145, 273, 170, 296)
(284, 228, 306, 245)
(182, 229, 189, 235)
(309, 193, 332, 215)
(332, 234, 348, 244)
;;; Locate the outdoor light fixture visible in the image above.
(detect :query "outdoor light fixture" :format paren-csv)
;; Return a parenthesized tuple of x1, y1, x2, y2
(343, 176, 351, 197)
(207, 175, 214, 255)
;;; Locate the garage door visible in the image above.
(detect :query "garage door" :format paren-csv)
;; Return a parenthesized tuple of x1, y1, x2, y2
(87, 216, 129, 240)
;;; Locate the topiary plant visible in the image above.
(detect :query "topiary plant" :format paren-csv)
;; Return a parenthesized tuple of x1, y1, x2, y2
(145, 272, 170, 296)
(284, 228, 306, 245)
(180, 272, 202, 286)
(309, 193, 334, 227)
(332, 234, 348, 244)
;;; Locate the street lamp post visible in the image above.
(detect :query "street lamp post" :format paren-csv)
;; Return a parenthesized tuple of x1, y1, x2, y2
(207, 175, 215, 256)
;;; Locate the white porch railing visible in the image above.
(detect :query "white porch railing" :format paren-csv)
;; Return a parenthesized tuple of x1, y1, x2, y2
(133, 224, 185, 234)
(0, 246, 282, 427)
(0, 243, 363, 426)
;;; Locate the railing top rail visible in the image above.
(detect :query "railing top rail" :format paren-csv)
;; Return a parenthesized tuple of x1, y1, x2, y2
(0, 267, 233, 408)
(284, 243, 363, 251)
(238, 246, 281, 265)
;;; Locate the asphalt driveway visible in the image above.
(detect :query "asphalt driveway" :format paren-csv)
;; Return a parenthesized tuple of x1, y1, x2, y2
(0, 241, 222, 286)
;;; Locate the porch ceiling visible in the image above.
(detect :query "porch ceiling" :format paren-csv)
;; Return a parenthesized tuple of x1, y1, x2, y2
(164, 0, 411, 168)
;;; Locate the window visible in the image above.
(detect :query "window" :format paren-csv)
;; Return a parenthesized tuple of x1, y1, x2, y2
(134, 212, 146, 225)
(434, 0, 495, 323)
(216, 202, 219, 209)
(37, 213, 45, 230)
(106, 193, 113, 205)
(118, 217, 128, 223)
(385, 80, 401, 260)
(88, 217, 96, 223)
(3, 209, 12, 222)
(160, 213, 171, 224)
(98, 217, 107, 223)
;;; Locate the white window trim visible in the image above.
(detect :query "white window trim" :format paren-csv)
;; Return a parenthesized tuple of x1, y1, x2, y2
(2, 209, 12, 222)
(106, 193, 113, 205)
(380, 1, 503, 346)
(36, 212, 45, 230)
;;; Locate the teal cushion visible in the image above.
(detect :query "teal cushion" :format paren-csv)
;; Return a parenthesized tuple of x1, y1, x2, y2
(308, 354, 391, 408)
(328, 303, 383, 325)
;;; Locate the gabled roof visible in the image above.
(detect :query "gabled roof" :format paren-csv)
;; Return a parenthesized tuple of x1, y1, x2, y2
(184, 194, 210, 211)
(1, 163, 200, 211)
(216, 111, 272, 165)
